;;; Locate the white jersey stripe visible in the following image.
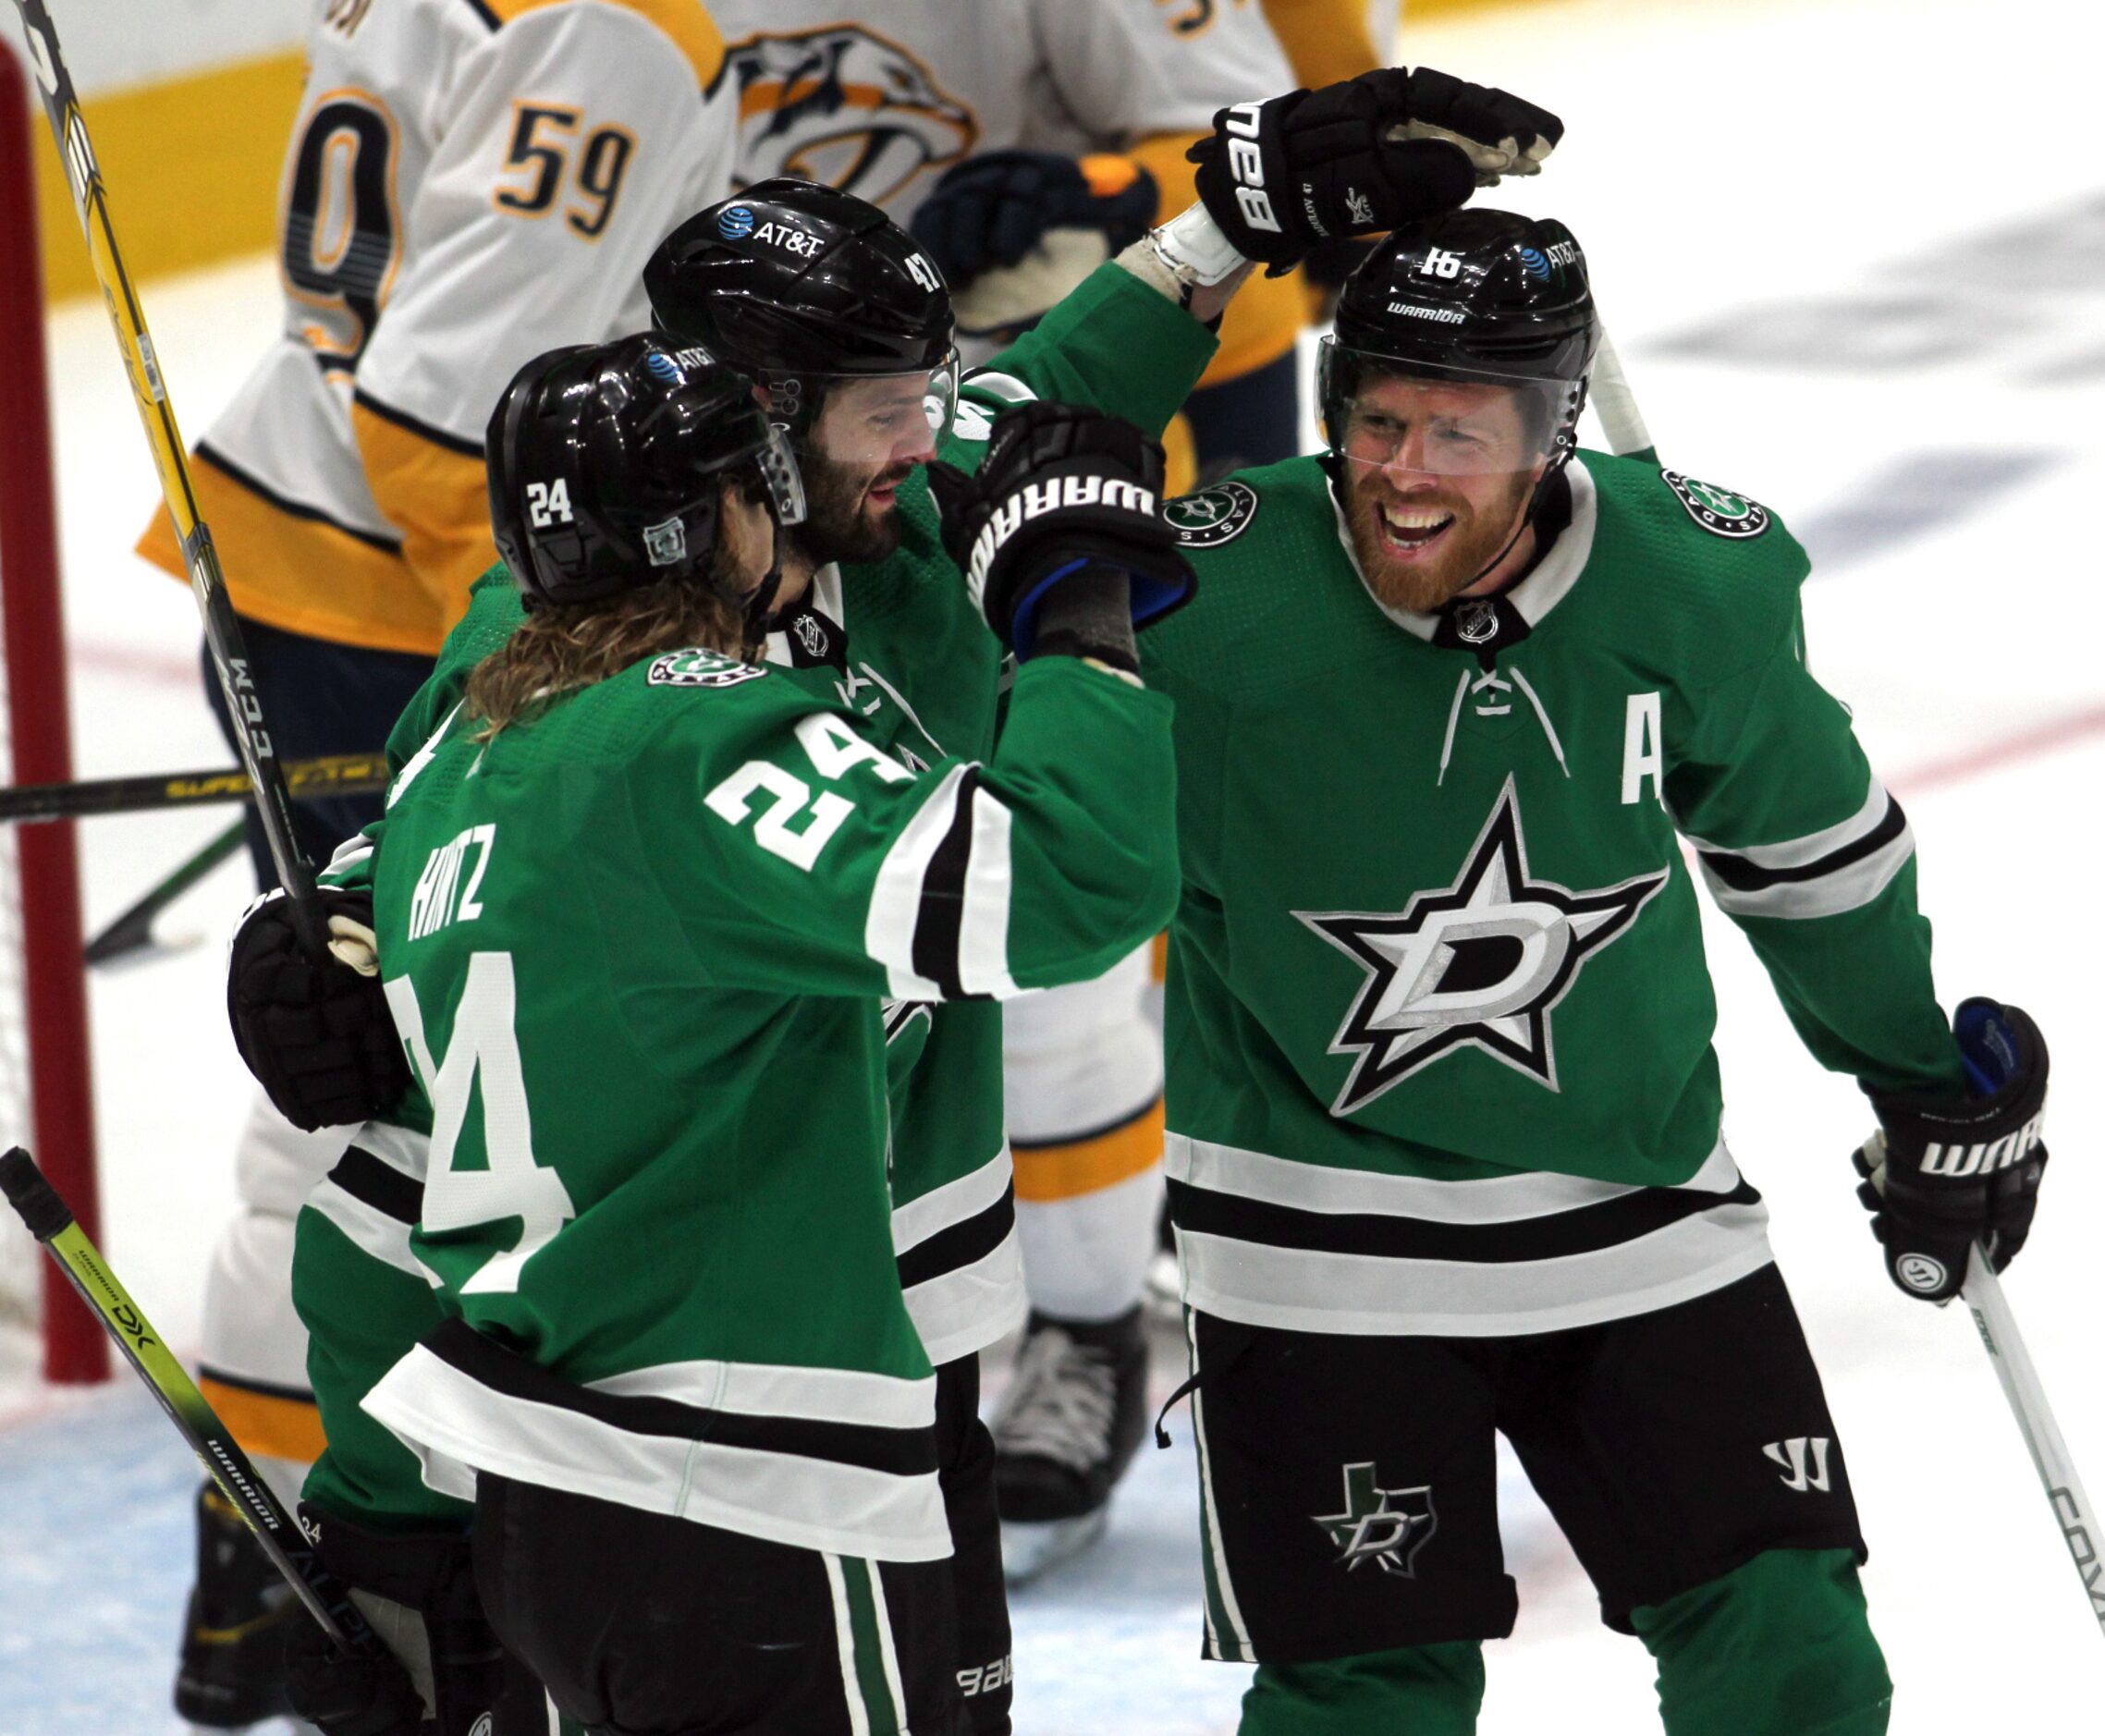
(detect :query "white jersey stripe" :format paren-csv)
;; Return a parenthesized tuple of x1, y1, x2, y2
(1176, 1207, 1776, 1339)
(309, 1181, 440, 1285)
(865, 764, 971, 999)
(1683, 776, 1891, 872)
(901, 1228, 1028, 1367)
(1695, 818, 1916, 921)
(956, 781, 1019, 997)
(586, 1360, 935, 1432)
(363, 1345, 952, 1561)
(890, 1143, 1011, 1253)
(1166, 1131, 1741, 1225)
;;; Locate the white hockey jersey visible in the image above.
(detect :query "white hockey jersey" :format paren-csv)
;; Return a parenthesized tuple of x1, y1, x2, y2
(139, 0, 736, 656)
(706, 0, 1291, 232)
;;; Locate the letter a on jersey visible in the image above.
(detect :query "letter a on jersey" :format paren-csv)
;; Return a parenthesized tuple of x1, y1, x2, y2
(1296, 778, 1670, 1113)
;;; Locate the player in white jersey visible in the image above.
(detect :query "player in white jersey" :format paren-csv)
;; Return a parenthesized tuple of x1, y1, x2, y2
(131, 0, 738, 1721)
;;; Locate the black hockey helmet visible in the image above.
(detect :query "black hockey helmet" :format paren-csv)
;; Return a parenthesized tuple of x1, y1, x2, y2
(1319, 209, 1598, 472)
(487, 334, 805, 612)
(643, 178, 960, 450)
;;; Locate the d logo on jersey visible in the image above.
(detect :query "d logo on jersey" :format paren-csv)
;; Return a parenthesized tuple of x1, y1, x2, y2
(1296, 777, 1669, 1113)
(726, 26, 978, 207)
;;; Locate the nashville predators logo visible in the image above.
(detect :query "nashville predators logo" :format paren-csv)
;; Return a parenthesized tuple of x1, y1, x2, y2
(1296, 776, 1669, 1111)
(725, 26, 978, 207)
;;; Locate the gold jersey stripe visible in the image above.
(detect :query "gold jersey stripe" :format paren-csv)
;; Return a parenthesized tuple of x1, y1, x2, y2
(1012, 1098, 1167, 1203)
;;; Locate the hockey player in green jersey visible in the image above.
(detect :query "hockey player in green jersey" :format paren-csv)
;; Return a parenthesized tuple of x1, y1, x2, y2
(255, 334, 1193, 1736)
(1139, 210, 2052, 1735)
(239, 92, 1542, 1730)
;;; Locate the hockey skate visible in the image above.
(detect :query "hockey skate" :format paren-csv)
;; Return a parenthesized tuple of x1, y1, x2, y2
(173, 1480, 303, 1730)
(993, 1306, 1149, 1584)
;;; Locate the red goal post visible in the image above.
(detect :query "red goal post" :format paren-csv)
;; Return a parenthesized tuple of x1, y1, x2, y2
(0, 31, 107, 1385)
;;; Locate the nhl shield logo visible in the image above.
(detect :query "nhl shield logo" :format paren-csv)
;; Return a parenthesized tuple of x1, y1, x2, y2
(1167, 480, 1260, 548)
(642, 516, 689, 567)
(1313, 1463, 1438, 1578)
(1451, 598, 1499, 644)
(1662, 471, 1771, 540)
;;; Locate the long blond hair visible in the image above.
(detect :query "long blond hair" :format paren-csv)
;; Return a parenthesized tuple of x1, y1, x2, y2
(462, 579, 755, 738)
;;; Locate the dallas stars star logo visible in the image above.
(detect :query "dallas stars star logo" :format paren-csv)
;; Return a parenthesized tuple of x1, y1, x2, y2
(1313, 1463, 1438, 1577)
(1296, 777, 1669, 1113)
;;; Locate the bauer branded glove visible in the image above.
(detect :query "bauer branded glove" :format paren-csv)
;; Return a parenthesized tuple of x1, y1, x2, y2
(285, 1506, 516, 1736)
(926, 401, 1194, 669)
(227, 886, 410, 1131)
(1392, 67, 1564, 184)
(1854, 997, 2049, 1303)
(1187, 68, 1495, 271)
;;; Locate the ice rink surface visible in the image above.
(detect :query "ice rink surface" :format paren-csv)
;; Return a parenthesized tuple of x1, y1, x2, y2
(4, 0, 2103, 1728)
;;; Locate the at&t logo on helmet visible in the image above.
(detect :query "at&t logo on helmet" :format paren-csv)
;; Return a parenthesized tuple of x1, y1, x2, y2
(716, 204, 756, 239)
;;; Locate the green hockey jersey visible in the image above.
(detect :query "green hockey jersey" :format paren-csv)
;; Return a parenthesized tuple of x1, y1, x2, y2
(1142, 450, 1964, 1339)
(293, 258, 1216, 1541)
(339, 644, 1173, 1561)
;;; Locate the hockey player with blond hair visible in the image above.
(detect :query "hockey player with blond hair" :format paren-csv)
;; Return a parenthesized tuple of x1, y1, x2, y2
(1136, 204, 2051, 1733)
(130, 1, 742, 1718)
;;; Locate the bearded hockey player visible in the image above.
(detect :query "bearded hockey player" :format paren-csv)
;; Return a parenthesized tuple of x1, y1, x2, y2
(256, 334, 1193, 1736)
(1137, 211, 2050, 1734)
(237, 92, 1515, 1729)
(713, 26, 1554, 1580)
(130, 2, 740, 1718)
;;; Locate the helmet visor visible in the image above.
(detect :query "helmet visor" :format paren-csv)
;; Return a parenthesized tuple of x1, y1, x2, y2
(1321, 338, 1577, 481)
(802, 353, 961, 468)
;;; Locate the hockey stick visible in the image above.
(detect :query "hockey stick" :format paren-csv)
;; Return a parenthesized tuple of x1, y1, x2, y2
(83, 819, 244, 966)
(1963, 1244, 2105, 1641)
(7, 0, 325, 954)
(0, 1147, 383, 1658)
(1588, 322, 1658, 467)
(1597, 325, 2104, 1640)
(0, 751, 390, 825)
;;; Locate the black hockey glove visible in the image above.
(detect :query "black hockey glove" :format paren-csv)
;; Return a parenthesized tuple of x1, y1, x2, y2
(1854, 997, 2049, 1304)
(912, 150, 1158, 290)
(227, 886, 410, 1131)
(285, 1506, 518, 1736)
(926, 401, 1195, 672)
(1188, 67, 1550, 271)
(1394, 67, 1564, 184)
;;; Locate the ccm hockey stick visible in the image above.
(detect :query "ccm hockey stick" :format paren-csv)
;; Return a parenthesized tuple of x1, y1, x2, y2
(1963, 1245, 2105, 1642)
(0, 1148, 383, 1659)
(7, 0, 326, 954)
(0, 751, 389, 825)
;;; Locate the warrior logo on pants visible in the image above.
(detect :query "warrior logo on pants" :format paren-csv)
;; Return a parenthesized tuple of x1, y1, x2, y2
(1312, 1462, 1438, 1577)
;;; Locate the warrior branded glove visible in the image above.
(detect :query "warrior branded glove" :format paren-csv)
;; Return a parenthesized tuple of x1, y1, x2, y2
(925, 401, 1195, 671)
(1854, 997, 2049, 1303)
(227, 886, 409, 1131)
(912, 151, 1158, 291)
(285, 1507, 515, 1736)
(1187, 67, 1512, 271)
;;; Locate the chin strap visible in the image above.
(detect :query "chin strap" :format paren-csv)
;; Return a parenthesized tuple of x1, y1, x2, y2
(740, 516, 789, 637)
